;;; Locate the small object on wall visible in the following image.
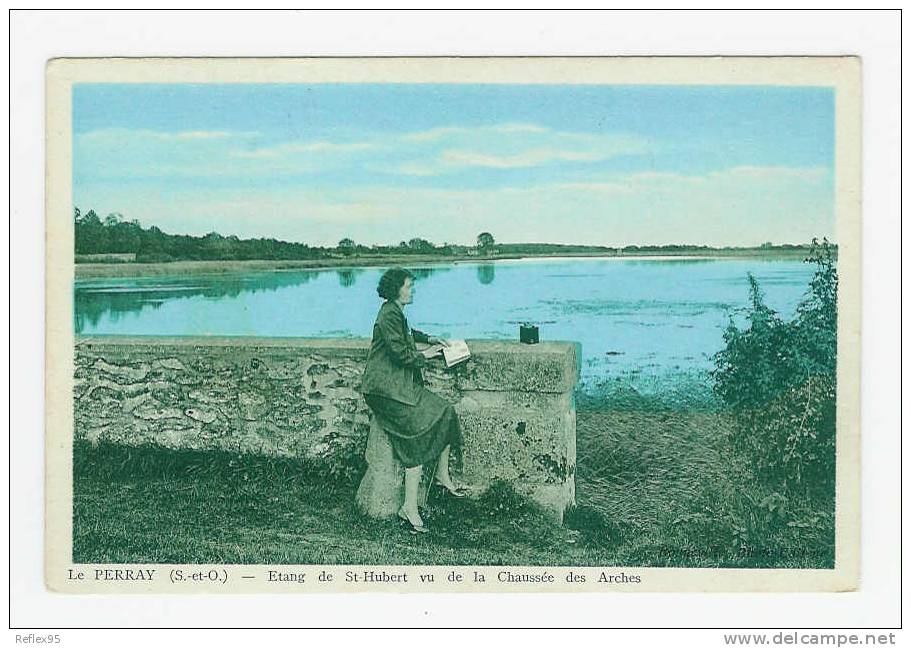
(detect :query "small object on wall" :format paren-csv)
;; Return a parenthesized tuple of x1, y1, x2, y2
(520, 323, 539, 344)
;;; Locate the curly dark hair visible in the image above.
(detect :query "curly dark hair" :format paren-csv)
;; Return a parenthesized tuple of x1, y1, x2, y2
(377, 267, 414, 301)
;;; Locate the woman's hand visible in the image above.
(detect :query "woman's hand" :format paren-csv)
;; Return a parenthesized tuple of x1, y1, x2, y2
(427, 337, 450, 347)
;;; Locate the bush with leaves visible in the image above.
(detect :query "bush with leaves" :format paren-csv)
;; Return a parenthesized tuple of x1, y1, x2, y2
(712, 239, 837, 497)
(315, 431, 368, 484)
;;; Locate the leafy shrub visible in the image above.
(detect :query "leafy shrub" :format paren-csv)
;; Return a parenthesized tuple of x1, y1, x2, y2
(711, 239, 837, 496)
(317, 432, 367, 484)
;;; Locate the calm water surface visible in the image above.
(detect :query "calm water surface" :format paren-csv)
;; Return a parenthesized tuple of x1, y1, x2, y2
(74, 257, 816, 394)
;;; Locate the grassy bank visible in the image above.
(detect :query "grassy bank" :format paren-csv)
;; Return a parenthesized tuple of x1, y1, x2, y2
(74, 248, 817, 280)
(73, 405, 833, 568)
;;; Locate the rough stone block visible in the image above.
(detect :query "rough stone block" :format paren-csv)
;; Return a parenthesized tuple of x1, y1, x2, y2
(455, 341, 579, 393)
(455, 395, 576, 521)
(515, 481, 576, 525)
(355, 418, 431, 519)
(355, 418, 404, 519)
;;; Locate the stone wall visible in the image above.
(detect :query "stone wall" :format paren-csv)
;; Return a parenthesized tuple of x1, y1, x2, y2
(74, 336, 579, 520)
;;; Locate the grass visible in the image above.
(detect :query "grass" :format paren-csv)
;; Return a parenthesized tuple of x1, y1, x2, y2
(574, 409, 833, 567)
(72, 401, 835, 568)
(73, 444, 572, 566)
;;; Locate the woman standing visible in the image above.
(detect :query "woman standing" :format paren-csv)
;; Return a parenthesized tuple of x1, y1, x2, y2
(357, 267, 465, 533)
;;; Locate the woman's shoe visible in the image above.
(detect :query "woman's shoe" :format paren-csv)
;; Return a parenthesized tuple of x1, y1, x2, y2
(398, 506, 429, 534)
(433, 480, 470, 498)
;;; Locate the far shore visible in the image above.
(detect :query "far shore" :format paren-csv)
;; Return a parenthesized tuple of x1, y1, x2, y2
(74, 249, 816, 280)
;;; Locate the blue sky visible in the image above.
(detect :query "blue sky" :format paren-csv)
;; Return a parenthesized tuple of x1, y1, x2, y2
(73, 83, 835, 247)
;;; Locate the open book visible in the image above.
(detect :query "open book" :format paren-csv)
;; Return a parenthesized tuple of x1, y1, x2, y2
(420, 339, 471, 368)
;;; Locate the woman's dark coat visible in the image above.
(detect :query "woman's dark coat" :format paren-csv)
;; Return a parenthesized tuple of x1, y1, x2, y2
(357, 301, 431, 406)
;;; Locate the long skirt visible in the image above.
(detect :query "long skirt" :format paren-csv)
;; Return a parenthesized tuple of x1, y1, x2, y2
(364, 388, 461, 469)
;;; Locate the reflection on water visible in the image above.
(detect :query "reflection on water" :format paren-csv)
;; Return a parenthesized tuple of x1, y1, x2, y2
(619, 257, 716, 267)
(410, 267, 447, 281)
(477, 263, 495, 285)
(74, 265, 460, 333)
(75, 271, 322, 333)
(74, 258, 818, 393)
(336, 268, 362, 288)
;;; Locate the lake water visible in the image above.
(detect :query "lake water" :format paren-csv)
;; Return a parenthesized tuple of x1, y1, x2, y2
(74, 257, 817, 397)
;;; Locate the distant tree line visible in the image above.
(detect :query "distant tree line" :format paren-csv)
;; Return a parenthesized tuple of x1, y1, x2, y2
(74, 207, 822, 264)
(75, 208, 328, 263)
(74, 209, 500, 263)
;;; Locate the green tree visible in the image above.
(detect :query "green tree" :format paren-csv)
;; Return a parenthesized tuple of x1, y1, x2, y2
(476, 232, 495, 248)
(408, 237, 435, 253)
(338, 238, 356, 257)
(75, 209, 106, 253)
(82, 209, 101, 225)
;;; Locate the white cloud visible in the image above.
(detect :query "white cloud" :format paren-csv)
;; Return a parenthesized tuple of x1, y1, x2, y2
(77, 165, 833, 248)
(715, 165, 829, 181)
(168, 131, 236, 140)
(230, 140, 374, 159)
(75, 128, 375, 178)
(440, 147, 605, 169)
(390, 124, 650, 175)
(75, 122, 651, 179)
(403, 123, 549, 142)
(393, 163, 440, 177)
(78, 128, 253, 142)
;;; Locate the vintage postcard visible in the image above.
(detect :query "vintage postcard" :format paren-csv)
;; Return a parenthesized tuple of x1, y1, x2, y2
(45, 57, 861, 593)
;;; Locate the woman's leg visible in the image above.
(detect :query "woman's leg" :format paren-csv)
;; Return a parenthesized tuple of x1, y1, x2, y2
(401, 464, 424, 526)
(434, 406, 461, 489)
(435, 445, 454, 488)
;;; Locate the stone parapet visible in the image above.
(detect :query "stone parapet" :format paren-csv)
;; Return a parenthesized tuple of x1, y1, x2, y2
(74, 336, 579, 520)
